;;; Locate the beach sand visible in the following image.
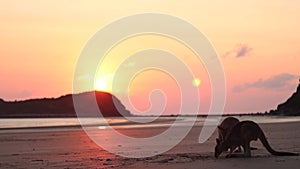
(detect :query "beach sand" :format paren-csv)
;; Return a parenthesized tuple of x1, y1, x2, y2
(0, 121, 299, 168)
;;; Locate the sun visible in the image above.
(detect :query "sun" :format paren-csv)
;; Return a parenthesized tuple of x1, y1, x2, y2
(94, 73, 114, 92)
(192, 78, 201, 87)
(95, 79, 108, 91)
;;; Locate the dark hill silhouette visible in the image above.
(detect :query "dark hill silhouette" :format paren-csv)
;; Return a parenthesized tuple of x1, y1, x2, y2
(269, 81, 300, 116)
(0, 91, 131, 118)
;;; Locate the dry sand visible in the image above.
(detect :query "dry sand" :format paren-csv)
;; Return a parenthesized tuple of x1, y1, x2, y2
(0, 121, 299, 169)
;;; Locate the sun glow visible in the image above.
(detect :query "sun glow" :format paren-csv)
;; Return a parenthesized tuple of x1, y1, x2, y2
(94, 73, 114, 92)
(95, 79, 108, 91)
(192, 78, 201, 87)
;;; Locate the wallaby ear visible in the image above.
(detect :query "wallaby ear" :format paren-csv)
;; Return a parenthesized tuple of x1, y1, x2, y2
(216, 138, 220, 144)
(217, 125, 225, 131)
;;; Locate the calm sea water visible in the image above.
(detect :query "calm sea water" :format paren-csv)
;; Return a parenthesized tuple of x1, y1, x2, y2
(1, 116, 300, 131)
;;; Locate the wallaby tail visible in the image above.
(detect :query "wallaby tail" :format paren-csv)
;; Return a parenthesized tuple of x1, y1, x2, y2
(258, 129, 298, 156)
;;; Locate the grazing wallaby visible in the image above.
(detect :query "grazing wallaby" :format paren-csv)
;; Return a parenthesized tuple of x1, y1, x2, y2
(215, 120, 299, 158)
(217, 117, 251, 153)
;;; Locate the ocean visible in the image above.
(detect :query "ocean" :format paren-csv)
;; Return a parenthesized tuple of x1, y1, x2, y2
(1, 116, 300, 133)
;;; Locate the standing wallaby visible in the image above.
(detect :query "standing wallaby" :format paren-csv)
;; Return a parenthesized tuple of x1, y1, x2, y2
(215, 120, 299, 158)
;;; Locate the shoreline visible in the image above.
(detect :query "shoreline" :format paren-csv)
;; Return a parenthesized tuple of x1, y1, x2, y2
(0, 113, 294, 119)
(0, 119, 299, 168)
(1, 115, 300, 132)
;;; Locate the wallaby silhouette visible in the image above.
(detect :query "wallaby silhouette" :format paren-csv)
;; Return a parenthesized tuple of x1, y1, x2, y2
(215, 120, 299, 158)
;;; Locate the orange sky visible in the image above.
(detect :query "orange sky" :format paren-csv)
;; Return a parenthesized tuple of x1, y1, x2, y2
(0, 1, 299, 114)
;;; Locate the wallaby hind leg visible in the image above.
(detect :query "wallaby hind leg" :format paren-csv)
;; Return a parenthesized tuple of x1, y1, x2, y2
(225, 146, 236, 158)
(234, 146, 242, 153)
(243, 142, 251, 157)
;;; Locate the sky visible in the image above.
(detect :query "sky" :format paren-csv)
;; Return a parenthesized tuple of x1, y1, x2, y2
(0, 0, 299, 115)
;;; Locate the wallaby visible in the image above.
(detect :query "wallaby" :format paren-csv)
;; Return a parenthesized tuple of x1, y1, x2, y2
(217, 117, 257, 154)
(215, 120, 299, 158)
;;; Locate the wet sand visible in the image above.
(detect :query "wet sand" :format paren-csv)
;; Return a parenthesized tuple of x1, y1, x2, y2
(0, 121, 299, 168)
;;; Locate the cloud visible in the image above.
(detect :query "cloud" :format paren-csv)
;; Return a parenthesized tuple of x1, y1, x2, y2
(0, 90, 32, 101)
(224, 44, 253, 58)
(236, 44, 253, 57)
(77, 74, 93, 81)
(233, 73, 298, 92)
(16, 90, 32, 99)
(123, 61, 136, 68)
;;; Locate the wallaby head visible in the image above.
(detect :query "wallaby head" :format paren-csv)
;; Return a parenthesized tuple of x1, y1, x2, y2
(214, 138, 229, 158)
(217, 125, 226, 141)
